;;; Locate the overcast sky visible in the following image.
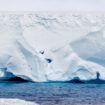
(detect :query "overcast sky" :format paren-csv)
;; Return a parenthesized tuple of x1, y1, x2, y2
(0, 0, 104, 11)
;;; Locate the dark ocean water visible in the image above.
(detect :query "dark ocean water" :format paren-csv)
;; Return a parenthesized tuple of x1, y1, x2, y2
(0, 81, 105, 105)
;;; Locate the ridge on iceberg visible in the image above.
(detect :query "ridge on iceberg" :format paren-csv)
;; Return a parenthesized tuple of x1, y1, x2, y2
(71, 27, 105, 66)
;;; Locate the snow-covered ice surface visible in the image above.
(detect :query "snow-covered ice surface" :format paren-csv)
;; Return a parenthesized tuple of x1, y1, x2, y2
(0, 12, 105, 82)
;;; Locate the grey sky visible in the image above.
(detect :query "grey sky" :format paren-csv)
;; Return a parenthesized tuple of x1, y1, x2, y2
(0, 0, 104, 11)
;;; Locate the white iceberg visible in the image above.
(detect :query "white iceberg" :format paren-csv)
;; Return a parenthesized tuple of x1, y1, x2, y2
(0, 13, 105, 82)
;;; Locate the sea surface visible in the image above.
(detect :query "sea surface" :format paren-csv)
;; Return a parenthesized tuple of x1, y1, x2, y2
(0, 81, 105, 105)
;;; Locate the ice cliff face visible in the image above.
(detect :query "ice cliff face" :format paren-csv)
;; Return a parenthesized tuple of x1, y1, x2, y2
(0, 13, 105, 82)
(43, 45, 105, 81)
(0, 14, 47, 82)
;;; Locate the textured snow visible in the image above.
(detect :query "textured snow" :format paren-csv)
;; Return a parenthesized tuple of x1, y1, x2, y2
(0, 13, 105, 82)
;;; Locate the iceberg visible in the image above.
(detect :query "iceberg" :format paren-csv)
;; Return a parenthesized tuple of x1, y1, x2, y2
(0, 13, 105, 82)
